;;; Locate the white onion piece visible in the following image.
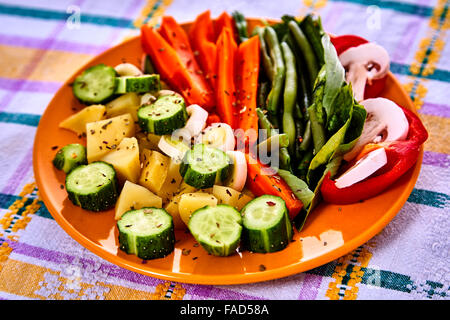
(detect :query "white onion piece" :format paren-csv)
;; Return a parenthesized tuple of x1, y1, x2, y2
(114, 63, 143, 77)
(185, 104, 208, 138)
(225, 150, 247, 191)
(196, 122, 235, 151)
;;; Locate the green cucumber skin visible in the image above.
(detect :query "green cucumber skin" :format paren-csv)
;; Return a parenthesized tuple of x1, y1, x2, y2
(179, 145, 231, 189)
(241, 196, 293, 253)
(115, 74, 160, 94)
(137, 106, 187, 135)
(118, 224, 175, 260)
(65, 162, 118, 212)
(73, 64, 117, 105)
(117, 208, 175, 260)
(52, 144, 87, 173)
(242, 211, 293, 253)
(188, 205, 243, 257)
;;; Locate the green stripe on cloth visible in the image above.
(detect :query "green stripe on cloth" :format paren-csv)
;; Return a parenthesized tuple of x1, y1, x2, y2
(0, 3, 134, 28)
(329, 0, 433, 17)
(0, 112, 40, 127)
(408, 188, 449, 208)
(391, 62, 450, 82)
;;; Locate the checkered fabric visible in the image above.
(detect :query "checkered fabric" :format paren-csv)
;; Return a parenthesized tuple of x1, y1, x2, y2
(0, 0, 448, 300)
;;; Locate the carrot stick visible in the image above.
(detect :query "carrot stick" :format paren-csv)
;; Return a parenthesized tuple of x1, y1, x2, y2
(188, 10, 218, 90)
(206, 113, 221, 126)
(141, 24, 215, 110)
(235, 35, 260, 148)
(215, 27, 238, 128)
(214, 11, 236, 41)
(245, 153, 303, 219)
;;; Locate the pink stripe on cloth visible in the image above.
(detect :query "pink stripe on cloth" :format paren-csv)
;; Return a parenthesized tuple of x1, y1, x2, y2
(297, 274, 323, 300)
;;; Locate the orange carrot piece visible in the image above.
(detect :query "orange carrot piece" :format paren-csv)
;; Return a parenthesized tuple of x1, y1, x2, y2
(245, 153, 303, 220)
(158, 16, 215, 109)
(215, 27, 238, 128)
(235, 35, 260, 148)
(206, 112, 221, 126)
(188, 10, 218, 90)
(214, 11, 236, 41)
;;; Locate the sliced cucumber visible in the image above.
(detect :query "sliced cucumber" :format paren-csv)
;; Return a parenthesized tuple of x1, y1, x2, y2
(117, 207, 175, 260)
(137, 95, 188, 135)
(52, 143, 87, 173)
(65, 161, 118, 212)
(73, 64, 117, 104)
(241, 195, 293, 253)
(180, 144, 231, 189)
(188, 204, 242, 256)
(115, 74, 160, 94)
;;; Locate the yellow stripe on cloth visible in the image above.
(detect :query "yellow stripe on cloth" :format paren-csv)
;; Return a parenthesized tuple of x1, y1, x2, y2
(0, 45, 92, 82)
(421, 114, 450, 154)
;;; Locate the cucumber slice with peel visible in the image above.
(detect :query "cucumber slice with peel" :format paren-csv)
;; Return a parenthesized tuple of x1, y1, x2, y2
(241, 195, 293, 253)
(72, 64, 117, 104)
(52, 143, 87, 173)
(180, 144, 231, 189)
(188, 204, 242, 256)
(137, 94, 188, 135)
(117, 207, 175, 260)
(115, 74, 160, 94)
(65, 161, 118, 212)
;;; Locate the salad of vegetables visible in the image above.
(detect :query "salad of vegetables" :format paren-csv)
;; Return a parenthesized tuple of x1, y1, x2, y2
(52, 11, 428, 260)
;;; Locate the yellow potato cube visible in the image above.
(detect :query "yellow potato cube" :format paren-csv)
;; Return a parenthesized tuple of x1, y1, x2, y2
(59, 104, 106, 135)
(139, 149, 170, 193)
(178, 192, 218, 226)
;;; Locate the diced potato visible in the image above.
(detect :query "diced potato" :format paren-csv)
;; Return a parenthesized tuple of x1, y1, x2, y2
(115, 180, 162, 220)
(105, 93, 140, 121)
(178, 192, 218, 226)
(86, 113, 135, 163)
(100, 137, 140, 183)
(139, 149, 170, 193)
(157, 159, 183, 205)
(147, 133, 162, 149)
(164, 183, 197, 230)
(212, 185, 253, 211)
(59, 104, 106, 135)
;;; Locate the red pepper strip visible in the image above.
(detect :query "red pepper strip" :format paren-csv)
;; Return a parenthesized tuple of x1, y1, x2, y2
(214, 11, 236, 42)
(158, 16, 215, 110)
(215, 27, 238, 128)
(188, 10, 218, 90)
(206, 112, 220, 126)
(320, 107, 428, 204)
(330, 34, 386, 99)
(245, 153, 303, 219)
(141, 24, 215, 110)
(235, 35, 260, 150)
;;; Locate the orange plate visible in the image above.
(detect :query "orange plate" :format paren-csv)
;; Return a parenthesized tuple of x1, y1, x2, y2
(33, 19, 423, 285)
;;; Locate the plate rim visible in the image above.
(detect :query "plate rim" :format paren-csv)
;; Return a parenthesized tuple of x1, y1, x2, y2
(32, 23, 423, 285)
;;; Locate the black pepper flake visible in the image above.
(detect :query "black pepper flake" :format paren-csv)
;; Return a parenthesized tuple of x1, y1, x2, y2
(101, 120, 113, 130)
(259, 264, 266, 271)
(266, 201, 276, 206)
(170, 178, 176, 184)
(182, 248, 191, 256)
(226, 189, 232, 197)
(192, 257, 198, 260)
(51, 145, 58, 150)
(60, 184, 64, 189)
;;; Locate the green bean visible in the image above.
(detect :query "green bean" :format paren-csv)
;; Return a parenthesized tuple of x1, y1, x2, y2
(296, 148, 314, 181)
(257, 81, 270, 110)
(288, 20, 319, 89)
(264, 27, 285, 122)
(298, 120, 312, 152)
(256, 108, 291, 170)
(308, 105, 326, 154)
(280, 41, 297, 156)
(232, 11, 248, 43)
(299, 14, 325, 66)
(255, 27, 273, 82)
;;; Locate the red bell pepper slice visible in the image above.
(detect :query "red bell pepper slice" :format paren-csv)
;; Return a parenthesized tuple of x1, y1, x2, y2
(330, 34, 386, 99)
(141, 24, 215, 110)
(188, 10, 218, 90)
(320, 106, 428, 204)
(215, 27, 238, 128)
(245, 153, 303, 219)
(235, 35, 260, 149)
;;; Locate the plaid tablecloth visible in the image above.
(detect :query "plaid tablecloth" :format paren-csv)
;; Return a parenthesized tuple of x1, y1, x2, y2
(0, 0, 448, 300)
